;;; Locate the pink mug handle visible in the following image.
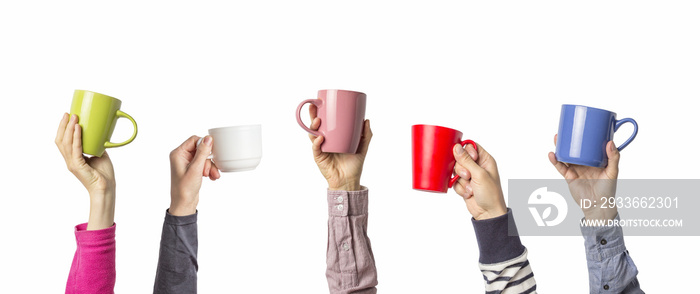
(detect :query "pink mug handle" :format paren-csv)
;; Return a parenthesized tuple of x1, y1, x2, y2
(448, 140, 478, 188)
(296, 99, 323, 136)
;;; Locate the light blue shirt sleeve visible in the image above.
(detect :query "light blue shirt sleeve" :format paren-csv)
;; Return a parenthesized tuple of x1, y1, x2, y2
(580, 214, 644, 294)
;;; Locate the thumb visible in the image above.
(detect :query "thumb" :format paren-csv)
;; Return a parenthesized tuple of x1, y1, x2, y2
(189, 135, 213, 175)
(356, 119, 372, 156)
(453, 144, 485, 176)
(605, 141, 620, 178)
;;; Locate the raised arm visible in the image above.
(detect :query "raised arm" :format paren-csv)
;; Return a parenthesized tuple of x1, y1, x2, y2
(452, 143, 537, 293)
(549, 136, 643, 293)
(56, 113, 117, 294)
(153, 135, 220, 294)
(306, 104, 377, 294)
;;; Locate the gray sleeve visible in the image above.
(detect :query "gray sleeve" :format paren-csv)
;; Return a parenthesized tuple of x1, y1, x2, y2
(153, 210, 198, 294)
(580, 214, 644, 294)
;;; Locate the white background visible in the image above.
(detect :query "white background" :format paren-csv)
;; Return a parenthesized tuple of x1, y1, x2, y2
(1, 1, 698, 293)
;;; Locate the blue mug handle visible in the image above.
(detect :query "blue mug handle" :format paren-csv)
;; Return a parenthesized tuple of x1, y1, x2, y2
(614, 118, 638, 151)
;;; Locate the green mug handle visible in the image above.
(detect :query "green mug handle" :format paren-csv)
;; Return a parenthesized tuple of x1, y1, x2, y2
(104, 110, 138, 148)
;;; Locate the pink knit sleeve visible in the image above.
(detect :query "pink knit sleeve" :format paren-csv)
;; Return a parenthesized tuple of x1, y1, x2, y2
(65, 223, 116, 294)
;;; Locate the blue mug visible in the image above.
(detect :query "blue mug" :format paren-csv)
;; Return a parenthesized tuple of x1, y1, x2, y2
(555, 104, 638, 167)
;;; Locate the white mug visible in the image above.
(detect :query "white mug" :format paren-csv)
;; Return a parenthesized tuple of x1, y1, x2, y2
(201, 125, 262, 172)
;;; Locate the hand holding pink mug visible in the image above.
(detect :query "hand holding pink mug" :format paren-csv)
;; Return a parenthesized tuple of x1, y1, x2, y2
(296, 89, 367, 153)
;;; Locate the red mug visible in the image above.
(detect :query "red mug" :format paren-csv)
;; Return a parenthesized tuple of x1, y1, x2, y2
(412, 124, 477, 193)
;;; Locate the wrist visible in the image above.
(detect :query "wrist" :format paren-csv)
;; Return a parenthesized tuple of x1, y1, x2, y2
(328, 177, 362, 191)
(88, 190, 115, 206)
(84, 175, 115, 197)
(87, 191, 116, 230)
(169, 205, 197, 216)
(88, 186, 115, 200)
(474, 207, 507, 220)
(170, 196, 198, 216)
(583, 207, 618, 221)
(328, 180, 361, 191)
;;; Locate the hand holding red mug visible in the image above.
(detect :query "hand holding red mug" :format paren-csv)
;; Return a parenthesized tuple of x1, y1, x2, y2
(452, 143, 507, 221)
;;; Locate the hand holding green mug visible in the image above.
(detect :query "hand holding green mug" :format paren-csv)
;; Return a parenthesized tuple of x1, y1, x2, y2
(70, 90, 138, 156)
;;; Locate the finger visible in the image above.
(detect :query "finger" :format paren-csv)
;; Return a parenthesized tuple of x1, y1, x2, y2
(470, 142, 499, 176)
(356, 119, 372, 156)
(55, 113, 69, 145)
(453, 143, 486, 178)
(62, 114, 78, 148)
(308, 133, 318, 143)
(310, 117, 321, 131)
(553, 134, 558, 147)
(464, 143, 479, 162)
(454, 163, 472, 180)
(457, 177, 474, 197)
(178, 135, 201, 154)
(605, 141, 620, 178)
(72, 123, 85, 161)
(170, 135, 200, 173)
(209, 160, 221, 180)
(188, 135, 213, 175)
(453, 181, 467, 197)
(203, 159, 212, 177)
(453, 181, 473, 199)
(308, 102, 318, 122)
(308, 117, 321, 143)
(548, 151, 568, 177)
(312, 135, 324, 158)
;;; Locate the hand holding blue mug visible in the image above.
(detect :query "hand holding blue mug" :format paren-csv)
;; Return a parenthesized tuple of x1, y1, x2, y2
(555, 104, 638, 168)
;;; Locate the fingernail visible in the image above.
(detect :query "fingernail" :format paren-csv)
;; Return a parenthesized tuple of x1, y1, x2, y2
(454, 144, 464, 155)
(460, 169, 468, 177)
(204, 136, 212, 146)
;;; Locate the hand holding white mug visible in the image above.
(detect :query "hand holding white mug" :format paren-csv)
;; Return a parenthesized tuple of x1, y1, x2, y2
(169, 135, 221, 216)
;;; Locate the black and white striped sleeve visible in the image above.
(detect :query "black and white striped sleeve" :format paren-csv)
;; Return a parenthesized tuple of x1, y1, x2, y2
(473, 209, 537, 294)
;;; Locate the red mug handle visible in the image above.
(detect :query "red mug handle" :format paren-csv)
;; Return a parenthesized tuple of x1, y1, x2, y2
(448, 140, 478, 188)
(295, 99, 323, 136)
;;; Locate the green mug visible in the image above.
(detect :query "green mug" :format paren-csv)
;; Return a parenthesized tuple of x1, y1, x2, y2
(70, 90, 138, 156)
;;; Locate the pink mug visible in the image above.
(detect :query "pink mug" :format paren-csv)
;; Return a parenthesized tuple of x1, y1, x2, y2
(296, 89, 367, 153)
